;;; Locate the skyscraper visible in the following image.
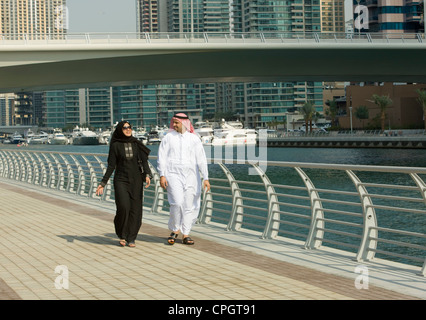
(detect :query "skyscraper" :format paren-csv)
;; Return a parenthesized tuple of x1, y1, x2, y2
(353, 0, 423, 34)
(0, 0, 67, 39)
(0, 0, 67, 127)
(321, 0, 345, 33)
(137, 0, 159, 32)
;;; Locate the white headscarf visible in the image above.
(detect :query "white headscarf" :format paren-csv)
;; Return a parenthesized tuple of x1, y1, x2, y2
(169, 113, 196, 134)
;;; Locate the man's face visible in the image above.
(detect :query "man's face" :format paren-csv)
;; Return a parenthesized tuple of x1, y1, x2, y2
(173, 119, 183, 133)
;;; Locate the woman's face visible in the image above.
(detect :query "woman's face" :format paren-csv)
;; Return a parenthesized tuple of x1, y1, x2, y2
(122, 123, 132, 137)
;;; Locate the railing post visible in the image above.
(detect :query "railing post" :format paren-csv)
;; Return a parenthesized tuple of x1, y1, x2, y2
(0, 151, 5, 176)
(28, 152, 39, 184)
(198, 183, 213, 224)
(41, 153, 55, 188)
(12, 151, 23, 181)
(33, 153, 47, 187)
(7, 151, 14, 179)
(60, 154, 75, 193)
(51, 153, 65, 191)
(295, 167, 324, 249)
(150, 164, 166, 214)
(410, 173, 426, 205)
(410, 172, 426, 275)
(22, 152, 32, 183)
(249, 164, 280, 239)
(71, 155, 85, 196)
(347, 170, 378, 262)
(82, 155, 93, 197)
(217, 163, 244, 231)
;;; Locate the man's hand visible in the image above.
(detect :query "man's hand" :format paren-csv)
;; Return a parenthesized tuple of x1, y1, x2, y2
(160, 176, 168, 189)
(203, 180, 211, 192)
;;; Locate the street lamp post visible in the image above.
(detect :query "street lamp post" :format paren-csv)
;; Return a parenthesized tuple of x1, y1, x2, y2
(349, 106, 353, 134)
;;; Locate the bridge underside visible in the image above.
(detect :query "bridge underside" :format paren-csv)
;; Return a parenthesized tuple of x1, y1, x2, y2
(0, 44, 425, 92)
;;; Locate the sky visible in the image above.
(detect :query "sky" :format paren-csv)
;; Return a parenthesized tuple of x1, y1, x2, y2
(66, 0, 354, 34)
(67, 0, 137, 33)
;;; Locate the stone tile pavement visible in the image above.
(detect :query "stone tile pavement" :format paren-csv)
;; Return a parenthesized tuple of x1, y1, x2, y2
(0, 179, 424, 300)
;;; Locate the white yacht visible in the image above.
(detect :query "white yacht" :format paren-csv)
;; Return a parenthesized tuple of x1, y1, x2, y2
(147, 125, 167, 144)
(51, 130, 68, 145)
(98, 130, 111, 145)
(211, 120, 257, 146)
(194, 121, 214, 145)
(71, 126, 99, 145)
(133, 127, 148, 145)
(28, 131, 49, 144)
(10, 132, 24, 144)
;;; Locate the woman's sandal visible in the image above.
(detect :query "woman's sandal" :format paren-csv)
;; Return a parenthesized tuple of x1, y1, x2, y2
(119, 239, 126, 247)
(128, 242, 136, 248)
(167, 232, 178, 245)
(182, 237, 194, 245)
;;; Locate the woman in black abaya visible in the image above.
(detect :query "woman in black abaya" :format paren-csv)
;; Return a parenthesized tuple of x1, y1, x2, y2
(96, 121, 152, 247)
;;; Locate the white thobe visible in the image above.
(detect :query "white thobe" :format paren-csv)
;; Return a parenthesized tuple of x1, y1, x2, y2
(157, 130, 209, 235)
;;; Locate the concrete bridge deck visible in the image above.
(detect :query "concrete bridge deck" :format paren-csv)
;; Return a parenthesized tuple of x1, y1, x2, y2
(0, 178, 424, 301)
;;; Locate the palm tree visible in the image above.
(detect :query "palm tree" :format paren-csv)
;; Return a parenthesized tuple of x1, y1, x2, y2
(416, 89, 426, 129)
(354, 105, 369, 129)
(371, 94, 392, 132)
(300, 100, 315, 133)
(325, 99, 338, 127)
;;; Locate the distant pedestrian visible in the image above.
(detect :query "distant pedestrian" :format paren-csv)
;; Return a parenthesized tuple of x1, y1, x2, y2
(96, 121, 152, 247)
(157, 113, 210, 245)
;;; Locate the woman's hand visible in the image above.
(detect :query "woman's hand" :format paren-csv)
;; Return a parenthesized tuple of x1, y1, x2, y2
(96, 185, 104, 196)
(145, 176, 151, 188)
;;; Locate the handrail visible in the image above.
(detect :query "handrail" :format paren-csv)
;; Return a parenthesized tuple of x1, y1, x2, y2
(0, 31, 424, 45)
(0, 149, 424, 276)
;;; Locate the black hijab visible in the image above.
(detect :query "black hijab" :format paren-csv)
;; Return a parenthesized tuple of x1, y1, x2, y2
(110, 121, 151, 156)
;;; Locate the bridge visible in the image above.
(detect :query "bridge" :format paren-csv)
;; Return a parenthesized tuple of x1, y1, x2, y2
(0, 149, 424, 300)
(0, 32, 425, 93)
(0, 125, 38, 135)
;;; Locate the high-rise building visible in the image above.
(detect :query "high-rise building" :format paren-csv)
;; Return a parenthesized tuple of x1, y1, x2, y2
(137, 0, 159, 32)
(321, 0, 345, 33)
(0, 93, 15, 126)
(233, 0, 324, 128)
(353, 0, 423, 34)
(0, 0, 67, 39)
(1, 0, 67, 128)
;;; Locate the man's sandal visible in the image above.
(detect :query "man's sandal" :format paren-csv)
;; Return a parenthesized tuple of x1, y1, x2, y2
(182, 237, 194, 245)
(167, 232, 178, 245)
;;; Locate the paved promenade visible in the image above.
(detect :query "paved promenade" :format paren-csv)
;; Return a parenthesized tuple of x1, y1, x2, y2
(0, 178, 424, 300)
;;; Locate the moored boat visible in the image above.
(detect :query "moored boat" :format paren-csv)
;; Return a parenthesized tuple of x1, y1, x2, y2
(71, 126, 99, 145)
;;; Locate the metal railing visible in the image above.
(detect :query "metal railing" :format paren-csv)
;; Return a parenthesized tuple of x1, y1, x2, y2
(0, 149, 425, 276)
(0, 31, 424, 45)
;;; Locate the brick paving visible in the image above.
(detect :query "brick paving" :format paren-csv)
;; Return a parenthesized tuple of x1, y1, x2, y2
(0, 180, 422, 300)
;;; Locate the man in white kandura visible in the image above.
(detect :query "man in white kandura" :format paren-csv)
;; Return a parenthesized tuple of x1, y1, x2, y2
(157, 113, 210, 245)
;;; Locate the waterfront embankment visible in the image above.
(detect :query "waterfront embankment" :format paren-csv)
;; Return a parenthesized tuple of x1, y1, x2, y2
(264, 130, 426, 148)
